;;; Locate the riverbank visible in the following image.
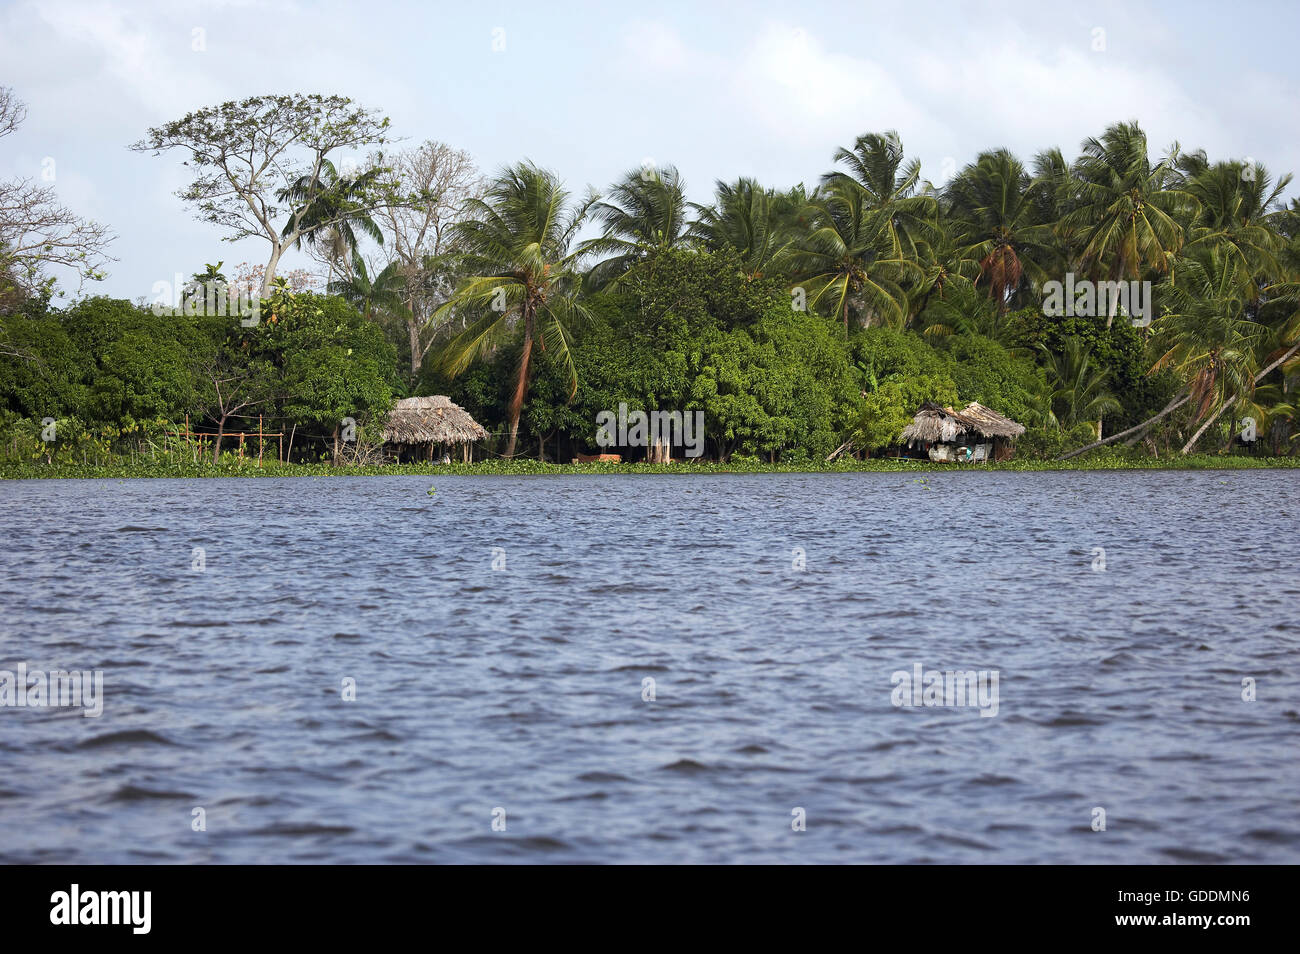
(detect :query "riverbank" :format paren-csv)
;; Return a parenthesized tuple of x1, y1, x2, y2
(2, 452, 1297, 479)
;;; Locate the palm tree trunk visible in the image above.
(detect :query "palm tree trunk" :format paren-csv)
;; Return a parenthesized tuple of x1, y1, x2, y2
(1181, 396, 1236, 455)
(1059, 392, 1189, 459)
(1062, 341, 1300, 459)
(503, 311, 535, 458)
(1104, 263, 1123, 330)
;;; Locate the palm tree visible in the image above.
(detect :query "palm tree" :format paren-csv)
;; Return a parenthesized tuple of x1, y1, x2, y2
(277, 159, 385, 280)
(182, 261, 228, 310)
(1039, 337, 1122, 434)
(688, 177, 794, 279)
(327, 251, 406, 322)
(943, 150, 1055, 313)
(1243, 381, 1297, 454)
(581, 165, 687, 288)
(434, 162, 596, 457)
(788, 179, 919, 333)
(1184, 160, 1289, 288)
(821, 131, 938, 258)
(1151, 245, 1267, 448)
(1062, 123, 1196, 326)
(915, 274, 1006, 342)
(1028, 147, 1084, 277)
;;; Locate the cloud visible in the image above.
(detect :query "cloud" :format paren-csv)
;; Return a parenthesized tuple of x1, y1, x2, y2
(2, 1, 1297, 301)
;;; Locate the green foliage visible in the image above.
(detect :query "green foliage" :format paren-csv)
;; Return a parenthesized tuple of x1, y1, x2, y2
(253, 289, 398, 434)
(846, 327, 1040, 452)
(688, 307, 857, 458)
(12, 117, 1300, 471)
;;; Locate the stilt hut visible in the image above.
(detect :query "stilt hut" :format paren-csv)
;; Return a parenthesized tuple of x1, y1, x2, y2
(899, 401, 1025, 462)
(381, 396, 489, 462)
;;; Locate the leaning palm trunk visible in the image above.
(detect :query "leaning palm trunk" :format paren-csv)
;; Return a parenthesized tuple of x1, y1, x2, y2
(1105, 274, 1120, 329)
(1180, 342, 1300, 454)
(1061, 342, 1300, 459)
(1181, 393, 1241, 455)
(1059, 392, 1190, 459)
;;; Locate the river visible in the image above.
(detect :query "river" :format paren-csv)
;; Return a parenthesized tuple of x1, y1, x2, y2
(1, 472, 1296, 863)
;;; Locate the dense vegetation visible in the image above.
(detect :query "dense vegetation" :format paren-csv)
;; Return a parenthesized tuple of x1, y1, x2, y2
(4, 90, 1299, 471)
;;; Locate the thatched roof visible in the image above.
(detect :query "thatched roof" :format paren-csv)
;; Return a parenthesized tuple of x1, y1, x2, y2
(899, 401, 1025, 444)
(381, 396, 489, 445)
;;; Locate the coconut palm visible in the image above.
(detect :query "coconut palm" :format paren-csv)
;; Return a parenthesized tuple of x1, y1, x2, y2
(688, 177, 795, 279)
(943, 150, 1055, 313)
(1027, 147, 1084, 277)
(821, 131, 938, 258)
(433, 162, 596, 457)
(327, 251, 406, 322)
(580, 165, 688, 288)
(1184, 160, 1290, 288)
(1151, 245, 1267, 445)
(1062, 123, 1196, 325)
(1242, 381, 1297, 454)
(915, 274, 1005, 342)
(788, 179, 919, 333)
(277, 159, 385, 282)
(182, 261, 228, 309)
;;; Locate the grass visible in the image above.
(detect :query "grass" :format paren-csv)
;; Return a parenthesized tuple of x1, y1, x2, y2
(3, 452, 1298, 480)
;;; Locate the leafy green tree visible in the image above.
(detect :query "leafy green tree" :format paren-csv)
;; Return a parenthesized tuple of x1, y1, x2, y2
(132, 94, 395, 295)
(849, 327, 958, 451)
(689, 307, 858, 459)
(252, 288, 397, 463)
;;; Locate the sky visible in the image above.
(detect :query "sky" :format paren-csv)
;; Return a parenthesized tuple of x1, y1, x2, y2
(2, 0, 1298, 301)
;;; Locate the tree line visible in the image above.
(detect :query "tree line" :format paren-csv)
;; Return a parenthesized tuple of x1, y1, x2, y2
(3, 91, 1298, 465)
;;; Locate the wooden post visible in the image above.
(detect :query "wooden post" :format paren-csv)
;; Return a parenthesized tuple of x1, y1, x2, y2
(258, 415, 264, 467)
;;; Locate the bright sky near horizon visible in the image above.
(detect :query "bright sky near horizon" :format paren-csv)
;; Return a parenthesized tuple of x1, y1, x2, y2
(2, 0, 1297, 301)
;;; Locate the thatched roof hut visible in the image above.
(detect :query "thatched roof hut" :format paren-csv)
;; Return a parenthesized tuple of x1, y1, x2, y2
(381, 396, 488, 450)
(901, 402, 1025, 444)
(900, 402, 1025, 461)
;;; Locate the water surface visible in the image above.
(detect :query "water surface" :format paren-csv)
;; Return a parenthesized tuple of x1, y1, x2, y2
(1, 472, 1297, 863)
